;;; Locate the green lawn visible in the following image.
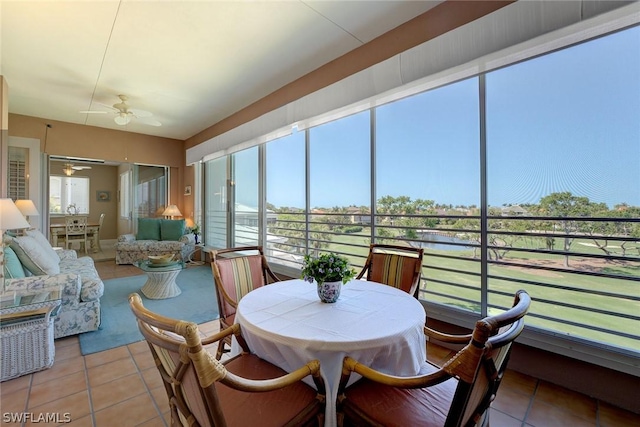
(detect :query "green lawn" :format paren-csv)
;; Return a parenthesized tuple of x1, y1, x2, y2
(308, 231, 639, 352)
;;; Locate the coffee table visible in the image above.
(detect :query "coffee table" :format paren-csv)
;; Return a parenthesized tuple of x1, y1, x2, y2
(134, 260, 184, 299)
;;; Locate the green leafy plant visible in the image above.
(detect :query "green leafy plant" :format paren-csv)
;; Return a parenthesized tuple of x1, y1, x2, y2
(301, 252, 356, 285)
(188, 223, 200, 236)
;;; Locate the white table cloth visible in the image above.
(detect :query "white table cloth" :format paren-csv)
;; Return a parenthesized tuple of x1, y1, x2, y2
(235, 279, 427, 427)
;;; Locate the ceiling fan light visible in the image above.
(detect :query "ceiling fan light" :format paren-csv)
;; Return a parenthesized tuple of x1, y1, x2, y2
(114, 115, 131, 125)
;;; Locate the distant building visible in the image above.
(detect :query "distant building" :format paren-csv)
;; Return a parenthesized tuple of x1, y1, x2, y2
(501, 205, 529, 216)
(235, 203, 278, 226)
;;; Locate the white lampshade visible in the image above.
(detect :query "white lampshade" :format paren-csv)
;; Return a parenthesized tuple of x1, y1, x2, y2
(15, 200, 40, 217)
(162, 205, 183, 217)
(0, 199, 31, 231)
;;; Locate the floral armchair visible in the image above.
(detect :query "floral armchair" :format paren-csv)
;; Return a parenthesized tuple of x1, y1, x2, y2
(4, 231, 103, 339)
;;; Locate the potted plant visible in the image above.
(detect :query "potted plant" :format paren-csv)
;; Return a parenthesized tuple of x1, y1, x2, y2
(188, 223, 201, 244)
(301, 252, 356, 303)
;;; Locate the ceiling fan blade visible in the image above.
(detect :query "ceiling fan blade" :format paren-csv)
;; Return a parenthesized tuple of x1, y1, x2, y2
(79, 110, 108, 114)
(137, 117, 162, 127)
(129, 108, 153, 118)
(97, 102, 119, 111)
(72, 165, 92, 170)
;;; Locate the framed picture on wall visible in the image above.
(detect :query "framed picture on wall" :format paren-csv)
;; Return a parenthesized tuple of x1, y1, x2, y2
(184, 185, 192, 196)
(97, 191, 110, 202)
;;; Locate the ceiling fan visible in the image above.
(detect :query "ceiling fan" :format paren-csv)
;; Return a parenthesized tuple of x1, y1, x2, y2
(62, 163, 91, 176)
(80, 94, 161, 127)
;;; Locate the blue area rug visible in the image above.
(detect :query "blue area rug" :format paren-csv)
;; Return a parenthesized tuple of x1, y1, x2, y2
(79, 265, 219, 355)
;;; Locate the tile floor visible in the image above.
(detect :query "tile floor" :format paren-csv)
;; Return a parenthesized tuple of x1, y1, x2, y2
(1, 261, 638, 427)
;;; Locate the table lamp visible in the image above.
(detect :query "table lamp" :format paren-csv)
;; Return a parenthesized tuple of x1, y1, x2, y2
(1, 199, 32, 286)
(15, 199, 40, 228)
(162, 205, 182, 220)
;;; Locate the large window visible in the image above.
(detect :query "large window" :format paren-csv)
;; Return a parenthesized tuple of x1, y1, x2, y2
(266, 131, 306, 267)
(376, 78, 481, 310)
(484, 27, 640, 352)
(204, 25, 640, 362)
(232, 147, 259, 246)
(49, 176, 90, 215)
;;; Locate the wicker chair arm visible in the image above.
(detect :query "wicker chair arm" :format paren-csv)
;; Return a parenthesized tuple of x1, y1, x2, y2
(221, 359, 321, 393)
(424, 326, 472, 344)
(340, 356, 451, 390)
(200, 323, 251, 353)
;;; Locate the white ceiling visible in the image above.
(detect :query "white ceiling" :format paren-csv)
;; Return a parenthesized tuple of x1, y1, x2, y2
(1, 0, 440, 140)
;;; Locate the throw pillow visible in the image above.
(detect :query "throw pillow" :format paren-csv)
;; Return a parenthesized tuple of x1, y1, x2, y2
(3, 247, 26, 279)
(161, 219, 186, 241)
(26, 229, 61, 262)
(9, 236, 61, 276)
(137, 218, 161, 240)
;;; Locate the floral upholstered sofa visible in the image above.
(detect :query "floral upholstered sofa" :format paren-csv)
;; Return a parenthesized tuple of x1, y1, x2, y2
(3, 229, 104, 339)
(115, 218, 195, 265)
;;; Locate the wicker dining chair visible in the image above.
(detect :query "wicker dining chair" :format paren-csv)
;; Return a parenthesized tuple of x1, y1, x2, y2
(129, 293, 326, 427)
(210, 246, 280, 359)
(356, 243, 424, 298)
(337, 290, 531, 427)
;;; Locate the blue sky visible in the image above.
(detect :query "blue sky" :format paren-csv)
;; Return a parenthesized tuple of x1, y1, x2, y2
(256, 26, 640, 210)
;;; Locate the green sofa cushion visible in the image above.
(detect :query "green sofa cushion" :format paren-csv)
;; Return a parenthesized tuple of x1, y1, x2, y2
(3, 246, 25, 279)
(137, 218, 161, 240)
(161, 219, 186, 241)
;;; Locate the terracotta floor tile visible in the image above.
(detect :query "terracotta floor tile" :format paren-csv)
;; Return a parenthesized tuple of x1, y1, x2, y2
(492, 385, 532, 420)
(140, 367, 164, 390)
(0, 385, 30, 413)
(526, 400, 596, 427)
(598, 401, 640, 427)
(535, 381, 597, 421)
(28, 370, 87, 408)
(54, 335, 80, 349)
(132, 349, 156, 371)
(84, 346, 131, 368)
(136, 416, 168, 427)
(0, 374, 31, 395)
(149, 385, 169, 411)
(127, 340, 149, 355)
(58, 414, 94, 427)
(501, 369, 537, 396)
(488, 408, 524, 427)
(90, 372, 147, 411)
(55, 342, 83, 362)
(25, 390, 91, 427)
(31, 357, 85, 385)
(93, 393, 159, 427)
(87, 357, 138, 387)
(426, 342, 456, 365)
(162, 410, 171, 425)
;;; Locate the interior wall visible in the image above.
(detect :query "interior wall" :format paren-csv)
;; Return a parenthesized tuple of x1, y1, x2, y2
(8, 114, 184, 167)
(8, 113, 188, 217)
(49, 162, 119, 240)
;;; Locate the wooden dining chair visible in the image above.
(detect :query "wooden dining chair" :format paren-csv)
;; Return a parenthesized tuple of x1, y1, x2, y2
(337, 290, 531, 427)
(65, 216, 88, 254)
(129, 293, 326, 427)
(210, 246, 280, 359)
(356, 243, 424, 298)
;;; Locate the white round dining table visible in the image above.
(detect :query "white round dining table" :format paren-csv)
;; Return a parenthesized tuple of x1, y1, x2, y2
(235, 279, 428, 427)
